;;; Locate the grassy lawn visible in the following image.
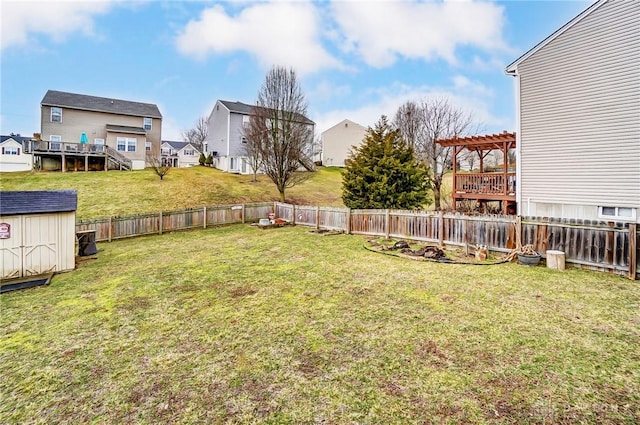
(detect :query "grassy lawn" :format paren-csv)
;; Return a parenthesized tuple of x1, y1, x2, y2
(0, 166, 345, 219)
(2, 225, 638, 424)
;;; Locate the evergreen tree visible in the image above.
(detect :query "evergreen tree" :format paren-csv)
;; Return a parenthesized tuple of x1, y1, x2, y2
(205, 153, 213, 166)
(198, 152, 206, 166)
(342, 116, 431, 210)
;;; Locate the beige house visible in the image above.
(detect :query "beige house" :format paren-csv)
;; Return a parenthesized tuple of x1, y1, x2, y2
(161, 141, 201, 168)
(321, 119, 367, 167)
(506, 0, 640, 223)
(0, 135, 33, 172)
(39, 90, 162, 170)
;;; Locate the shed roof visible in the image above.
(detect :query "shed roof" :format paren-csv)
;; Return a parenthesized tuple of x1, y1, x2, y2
(0, 190, 78, 216)
(42, 90, 162, 119)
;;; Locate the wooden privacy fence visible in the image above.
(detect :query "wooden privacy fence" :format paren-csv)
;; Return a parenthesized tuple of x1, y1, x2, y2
(274, 203, 638, 279)
(75, 201, 638, 279)
(76, 202, 273, 241)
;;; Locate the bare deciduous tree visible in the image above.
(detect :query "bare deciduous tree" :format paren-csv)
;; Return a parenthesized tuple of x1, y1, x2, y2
(182, 116, 208, 153)
(394, 98, 475, 211)
(246, 66, 314, 202)
(240, 125, 264, 182)
(146, 153, 170, 180)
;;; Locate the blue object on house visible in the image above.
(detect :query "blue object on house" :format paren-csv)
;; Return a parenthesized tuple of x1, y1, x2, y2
(80, 132, 88, 143)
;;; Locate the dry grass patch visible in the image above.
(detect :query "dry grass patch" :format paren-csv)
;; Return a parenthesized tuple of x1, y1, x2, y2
(1, 225, 639, 424)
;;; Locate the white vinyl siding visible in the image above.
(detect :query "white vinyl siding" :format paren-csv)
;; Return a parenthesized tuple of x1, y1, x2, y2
(517, 0, 640, 211)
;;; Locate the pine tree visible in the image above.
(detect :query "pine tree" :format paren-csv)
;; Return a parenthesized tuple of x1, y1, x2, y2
(342, 116, 431, 210)
(205, 153, 213, 166)
(198, 152, 206, 166)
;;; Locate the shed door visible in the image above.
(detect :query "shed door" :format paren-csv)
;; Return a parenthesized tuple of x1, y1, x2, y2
(0, 216, 23, 279)
(0, 214, 59, 279)
(23, 215, 58, 276)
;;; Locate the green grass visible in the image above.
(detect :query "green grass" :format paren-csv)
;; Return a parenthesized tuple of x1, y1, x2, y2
(0, 166, 346, 219)
(2, 225, 638, 424)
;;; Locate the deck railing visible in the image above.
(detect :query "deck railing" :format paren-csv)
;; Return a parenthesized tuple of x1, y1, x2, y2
(455, 173, 516, 195)
(27, 140, 106, 154)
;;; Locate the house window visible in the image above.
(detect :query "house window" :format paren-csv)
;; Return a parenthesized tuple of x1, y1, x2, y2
(117, 137, 136, 152)
(143, 118, 152, 131)
(599, 206, 637, 221)
(51, 107, 62, 123)
(184, 149, 194, 156)
(50, 135, 62, 150)
(230, 157, 237, 170)
(161, 147, 171, 155)
(242, 115, 250, 127)
(94, 138, 105, 145)
(145, 142, 152, 151)
(2, 146, 20, 155)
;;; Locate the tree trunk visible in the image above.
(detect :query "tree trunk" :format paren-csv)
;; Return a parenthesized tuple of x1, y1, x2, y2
(433, 180, 442, 211)
(279, 189, 286, 203)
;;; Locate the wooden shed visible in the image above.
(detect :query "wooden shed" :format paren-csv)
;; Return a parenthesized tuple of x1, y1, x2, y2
(0, 190, 77, 280)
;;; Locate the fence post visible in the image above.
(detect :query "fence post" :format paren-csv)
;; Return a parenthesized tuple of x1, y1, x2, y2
(629, 223, 637, 280)
(346, 208, 351, 234)
(203, 207, 207, 228)
(316, 206, 320, 229)
(516, 216, 522, 250)
(242, 204, 246, 224)
(292, 204, 296, 225)
(438, 211, 444, 247)
(385, 209, 390, 239)
(108, 216, 112, 242)
(159, 211, 163, 235)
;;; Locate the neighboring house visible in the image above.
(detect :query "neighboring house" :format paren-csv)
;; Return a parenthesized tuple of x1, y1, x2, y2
(204, 100, 315, 174)
(161, 141, 201, 168)
(506, 0, 640, 223)
(0, 135, 33, 172)
(39, 90, 162, 171)
(321, 119, 367, 167)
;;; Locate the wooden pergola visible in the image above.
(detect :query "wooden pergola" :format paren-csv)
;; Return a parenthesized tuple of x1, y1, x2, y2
(436, 131, 516, 214)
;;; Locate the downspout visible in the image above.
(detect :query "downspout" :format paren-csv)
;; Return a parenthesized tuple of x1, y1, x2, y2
(508, 66, 523, 215)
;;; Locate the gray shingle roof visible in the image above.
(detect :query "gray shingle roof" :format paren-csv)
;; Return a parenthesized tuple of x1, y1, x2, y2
(42, 90, 162, 119)
(1, 135, 32, 144)
(106, 124, 147, 135)
(218, 100, 314, 125)
(0, 190, 77, 216)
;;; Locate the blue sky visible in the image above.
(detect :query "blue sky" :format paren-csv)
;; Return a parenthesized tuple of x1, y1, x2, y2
(1, 0, 590, 140)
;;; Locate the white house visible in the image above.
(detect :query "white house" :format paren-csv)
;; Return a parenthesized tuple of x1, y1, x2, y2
(204, 100, 315, 174)
(0, 135, 33, 172)
(321, 119, 367, 167)
(160, 141, 201, 168)
(505, 0, 640, 223)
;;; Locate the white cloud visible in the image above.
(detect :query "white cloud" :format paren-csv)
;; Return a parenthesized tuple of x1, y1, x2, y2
(0, 0, 116, 51)
(175, 2, 344, 75)
(330, 0, 507, 67)
(313, 77, 510, 136)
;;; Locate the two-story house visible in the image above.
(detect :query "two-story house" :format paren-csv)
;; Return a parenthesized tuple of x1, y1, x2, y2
(321, 119, 367, 167)
(160, 141, 201, 168)
(204, 100, 315, 174)
(505, 0, 639, 223)
(37, 90, 162, 171)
